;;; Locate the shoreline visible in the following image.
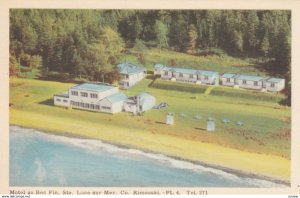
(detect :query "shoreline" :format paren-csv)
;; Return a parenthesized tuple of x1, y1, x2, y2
(10, 124, 290, 186)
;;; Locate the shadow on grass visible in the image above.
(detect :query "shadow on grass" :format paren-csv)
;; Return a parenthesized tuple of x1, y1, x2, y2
(155, 121, 166, 125)
(148, 75, 158, 87)
(146, 74, 156, 80)
(38, 99, 54, 106)
(194, 127, 206, 131)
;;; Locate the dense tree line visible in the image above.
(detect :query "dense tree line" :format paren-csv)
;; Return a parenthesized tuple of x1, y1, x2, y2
(9, 9, 291, 84)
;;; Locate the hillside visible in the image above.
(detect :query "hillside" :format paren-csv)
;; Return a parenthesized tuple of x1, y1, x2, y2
(122, 48, 267, 76)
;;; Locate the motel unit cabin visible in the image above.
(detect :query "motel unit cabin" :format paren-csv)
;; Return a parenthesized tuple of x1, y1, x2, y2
(54, 82, 127, 114)
(154, 64, 219, 85)
(117, 61, 146, 89)
(221, 73, 285, 92)
(265, 77, 285, 92)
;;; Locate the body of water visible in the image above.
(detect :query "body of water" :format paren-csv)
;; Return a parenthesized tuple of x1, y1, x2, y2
(9, 126, 286, 187)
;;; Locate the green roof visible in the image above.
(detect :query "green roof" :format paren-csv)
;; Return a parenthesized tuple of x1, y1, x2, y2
(165, 66, 219, 77)
(222, 73, 237, 78)
(105, 92, 127, 103)
(236, 75, 264, 81)
(71, 83, 115, 92)
(118, 62, 146, 75)
(267, 77, 284, 83)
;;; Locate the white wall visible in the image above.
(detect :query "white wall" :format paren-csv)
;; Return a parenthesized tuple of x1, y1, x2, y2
(199, 75, 218, 85)
(69, 87, 118, 103)
(111, 101, 124, 113)
(236, 79, 263, 90)
(154, 69, 162, 75)
(124, 102, 137, 113)
(221, 77, 235, 86)
(160, 70, 218, 85)
(99, 98, 125, 114)
(99, 98, 113, 113)
(161, 70, 172, 79)
(54, 96, 69, 107)
(174, 73, 197, 83)
(266, 79, 285, 92)
(141, 97, 156, 111)
(119, 71, 145, 89)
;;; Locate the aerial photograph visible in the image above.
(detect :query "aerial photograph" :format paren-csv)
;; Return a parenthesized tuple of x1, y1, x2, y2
(9, 9, 291, 187)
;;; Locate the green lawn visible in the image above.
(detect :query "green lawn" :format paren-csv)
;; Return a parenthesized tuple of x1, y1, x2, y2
(9, 77, 291, 181)
(10, 77, 290, 159)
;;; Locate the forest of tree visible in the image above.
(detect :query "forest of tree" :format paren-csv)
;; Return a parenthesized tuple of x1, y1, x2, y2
(9, 9, 291, 89)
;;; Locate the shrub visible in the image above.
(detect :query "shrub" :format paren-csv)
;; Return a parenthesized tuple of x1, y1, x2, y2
(150, 80, 207, 93)
(46, 72, 72, 81)
(197, 48, 226, 57)
(20, 67, 32, 73)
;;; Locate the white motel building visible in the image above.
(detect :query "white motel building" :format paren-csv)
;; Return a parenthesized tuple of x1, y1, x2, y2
(54, 82, 155, 114)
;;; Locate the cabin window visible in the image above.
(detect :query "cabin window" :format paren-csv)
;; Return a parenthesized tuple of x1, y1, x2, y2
(226, 78, 230, 82)
(242, 80, 247, 85)
(102, 106, 111, 110)
(72, 101, 79, 107)
(90, 104, 95, 109)
(71, 91, 78, 96)
(204, 76, 208, 80)
(189, 74, 193, 78)
(90, 93, 98, 99)
(95, 105, 100, 110)
(179, 73, 183, 77)
(85, 103, 89, 108)
(254, 81, 258, 86)
(271, 82, 275, 87)
(80, 103, 84, 107)
(63, 100, 68, 103)
(81, 92, 88, 97)
(56, 98, 61, 102)
(164, 71, 168, 76)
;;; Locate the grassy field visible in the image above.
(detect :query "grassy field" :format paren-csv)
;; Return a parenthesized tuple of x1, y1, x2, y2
(9, 77, 291, 182)
(121, 48, 265, 76)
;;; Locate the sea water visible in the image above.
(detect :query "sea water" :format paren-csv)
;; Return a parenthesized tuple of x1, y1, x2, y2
(9, 126, 287, 187)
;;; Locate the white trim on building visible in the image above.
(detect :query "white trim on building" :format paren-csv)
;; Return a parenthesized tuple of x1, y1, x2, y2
(155, 64, 219, 86)
(54, 82, 156, 114)
(118, 62, 146, 89)
(221, 73, 285, 92)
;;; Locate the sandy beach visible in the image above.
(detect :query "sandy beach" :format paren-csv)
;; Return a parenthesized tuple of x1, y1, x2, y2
(9, 108, 290, 185)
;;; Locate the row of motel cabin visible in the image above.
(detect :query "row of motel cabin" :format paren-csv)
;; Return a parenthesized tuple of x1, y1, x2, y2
(220, 73, 285, 92)
(154, 64, 219, 85)
(154, 64, 285, 92)
(117, 61, 146, 89)
(54, 82, 156, 114)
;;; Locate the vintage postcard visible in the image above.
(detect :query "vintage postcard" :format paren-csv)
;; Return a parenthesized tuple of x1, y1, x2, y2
(1, 0, 300, 196)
